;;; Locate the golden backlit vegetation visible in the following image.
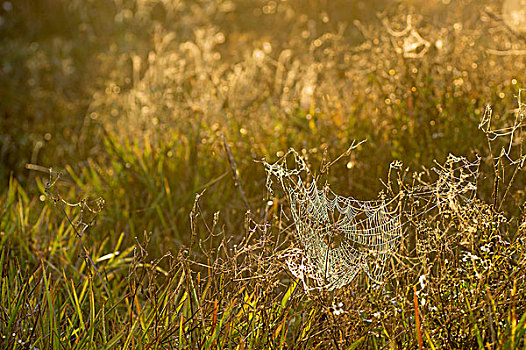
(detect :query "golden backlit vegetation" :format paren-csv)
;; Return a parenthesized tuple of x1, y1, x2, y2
(1, 0, 526, 348)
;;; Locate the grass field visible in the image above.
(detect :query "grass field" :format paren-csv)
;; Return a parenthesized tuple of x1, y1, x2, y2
(1, 0, 526, 348)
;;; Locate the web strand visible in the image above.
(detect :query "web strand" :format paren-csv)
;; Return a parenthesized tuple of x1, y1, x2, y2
(264, 149, 479, 291)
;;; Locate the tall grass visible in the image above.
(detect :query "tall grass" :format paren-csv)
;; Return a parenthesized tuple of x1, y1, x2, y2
(2, 0, 526, 348)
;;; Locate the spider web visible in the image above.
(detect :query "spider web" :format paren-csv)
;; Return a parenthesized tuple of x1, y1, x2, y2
(264, 149, 479, 291)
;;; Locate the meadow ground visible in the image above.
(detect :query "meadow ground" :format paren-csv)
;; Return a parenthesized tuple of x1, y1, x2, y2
(1, 0, 526, 348)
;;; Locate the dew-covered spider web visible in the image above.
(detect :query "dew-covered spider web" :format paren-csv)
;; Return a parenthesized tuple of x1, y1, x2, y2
(264, 149, 479, 291)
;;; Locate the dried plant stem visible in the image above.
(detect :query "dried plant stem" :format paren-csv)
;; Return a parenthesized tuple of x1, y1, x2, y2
(222, 133, 251, 212)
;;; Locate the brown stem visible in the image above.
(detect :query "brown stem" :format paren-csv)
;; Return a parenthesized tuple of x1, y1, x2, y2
(222, 133, 251, 212)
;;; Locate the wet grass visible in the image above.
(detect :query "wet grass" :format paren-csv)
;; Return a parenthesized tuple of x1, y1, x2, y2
(1, 0, 526, 348)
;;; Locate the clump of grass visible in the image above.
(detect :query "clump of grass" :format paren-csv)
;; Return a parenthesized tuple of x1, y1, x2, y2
(3, 100, 526, 347)
(0, 174, 321, 348)
(2, 0, 526, 348)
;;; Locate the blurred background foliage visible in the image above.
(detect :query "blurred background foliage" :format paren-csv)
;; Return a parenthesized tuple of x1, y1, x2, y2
(2, 0, 525, 249)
